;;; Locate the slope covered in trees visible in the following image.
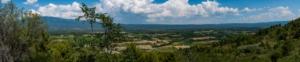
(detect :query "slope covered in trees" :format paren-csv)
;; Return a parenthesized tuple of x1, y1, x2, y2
(196, 18, 300, 62)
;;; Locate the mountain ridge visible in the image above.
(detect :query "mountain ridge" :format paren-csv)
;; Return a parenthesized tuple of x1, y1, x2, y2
(42, 17, 288, 33)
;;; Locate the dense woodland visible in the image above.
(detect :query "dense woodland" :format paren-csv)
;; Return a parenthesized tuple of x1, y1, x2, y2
(1, 3, 300, 62)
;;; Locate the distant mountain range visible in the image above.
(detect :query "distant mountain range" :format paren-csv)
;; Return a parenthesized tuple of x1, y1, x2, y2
(42, 17, 288, 33)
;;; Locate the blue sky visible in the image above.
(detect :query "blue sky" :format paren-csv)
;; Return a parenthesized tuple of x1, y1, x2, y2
(2, 0, 300, 24)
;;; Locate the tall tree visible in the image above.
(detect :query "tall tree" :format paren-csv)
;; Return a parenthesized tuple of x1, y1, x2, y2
(76, 3, 97, 33)
(21, 12, 50, 62)
(77, 3, 127, 62)
(0, 3, 49, 62)
(77, 3, 126, 51)
(0, 3, 25, 62)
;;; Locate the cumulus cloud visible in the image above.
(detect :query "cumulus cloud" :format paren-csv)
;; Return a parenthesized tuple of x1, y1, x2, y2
(35, 2, 82, 19)
(246, 6, 294, 22)
(24, 0, 38, 5)
(33, 0, 298, 24)
(1, 0, 10, 3)
(242, 7, 257, 12)
(97, 0, 241, 23)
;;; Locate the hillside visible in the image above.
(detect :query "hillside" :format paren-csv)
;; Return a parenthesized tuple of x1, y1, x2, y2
(187, 18, 300, 62)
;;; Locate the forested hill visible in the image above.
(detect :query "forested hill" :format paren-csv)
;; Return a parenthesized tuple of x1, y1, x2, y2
(43, 16, 288, 33)
(256, 18, 300, 40)
(197, 18, 300, 62)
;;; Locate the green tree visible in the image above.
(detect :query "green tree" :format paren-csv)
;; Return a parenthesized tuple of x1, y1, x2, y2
(0, 3, 27, 62)
(122, 44, 141, 62)
(21, 13, 50, 62)
(0, 3, 49, 62)
(77, 3, 127, 62)
(76, 3, 97, 33)
(77, 3, 126, 52)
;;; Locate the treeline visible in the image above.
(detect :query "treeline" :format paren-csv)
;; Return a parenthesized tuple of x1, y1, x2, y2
(2, 2, 300, 62)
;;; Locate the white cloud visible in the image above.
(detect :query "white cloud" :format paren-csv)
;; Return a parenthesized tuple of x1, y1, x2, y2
(98, 0, 240, 23)
(24, 0, 38, 5)
(242, 7, 257, 12)
(36, 2, 82, 19)
(246, 6, 294, 22)
(1, 0, 10, 3)
(33, 0, 298, 24)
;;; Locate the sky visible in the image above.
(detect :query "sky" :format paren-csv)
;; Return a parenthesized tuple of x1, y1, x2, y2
(2, 0, 300, 24)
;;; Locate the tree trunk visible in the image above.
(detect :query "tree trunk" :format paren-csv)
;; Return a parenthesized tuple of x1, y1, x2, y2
(90, 23, 94, 33)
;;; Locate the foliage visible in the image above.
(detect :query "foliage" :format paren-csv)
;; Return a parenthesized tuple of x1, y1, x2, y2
(76, 3, 97, 32)
(0, 3, 25, 62)
(0, 3, 49, 62)
(77, 3, 127, 53)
